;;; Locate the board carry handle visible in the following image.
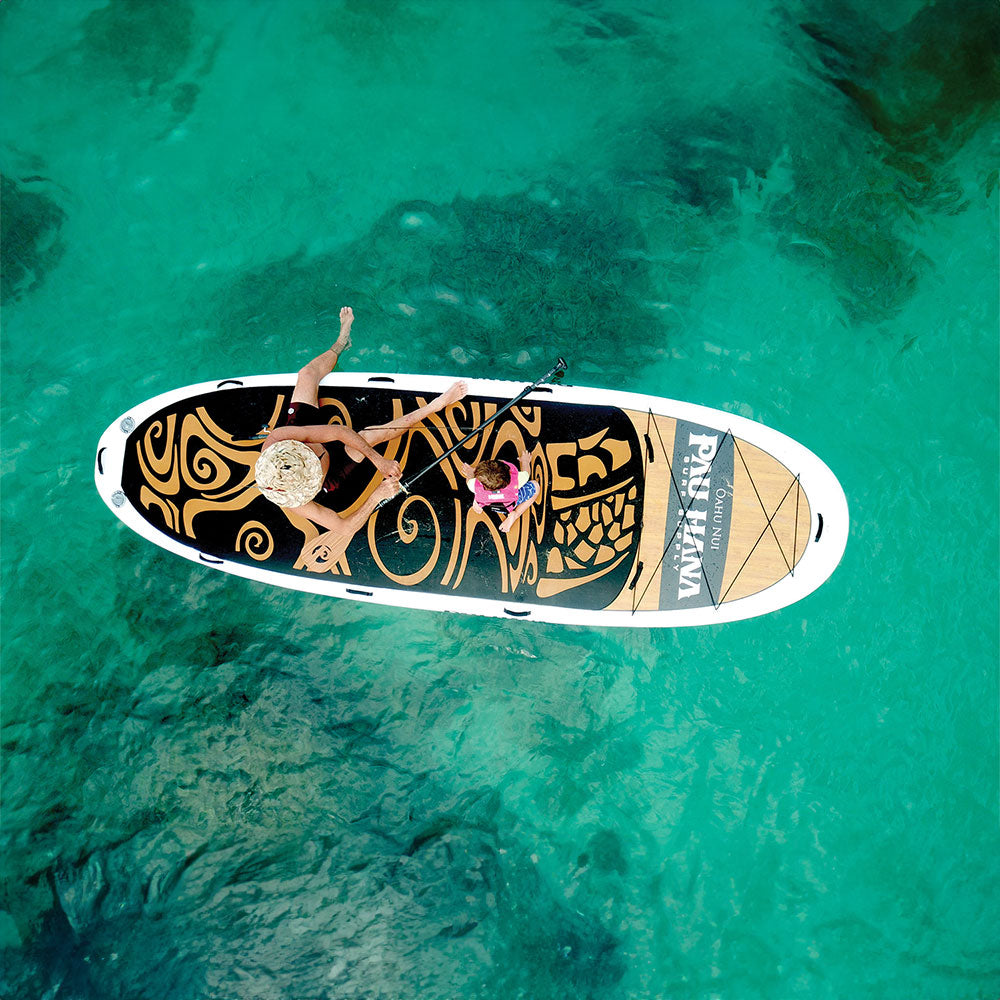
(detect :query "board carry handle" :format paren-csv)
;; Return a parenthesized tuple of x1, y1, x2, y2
(376, 357, 567, 507)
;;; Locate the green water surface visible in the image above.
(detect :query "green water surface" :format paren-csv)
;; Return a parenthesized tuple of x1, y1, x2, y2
(2, 1, 998, 998)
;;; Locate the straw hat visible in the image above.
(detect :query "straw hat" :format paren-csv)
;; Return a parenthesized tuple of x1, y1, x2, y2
(254, 440, 323, 507)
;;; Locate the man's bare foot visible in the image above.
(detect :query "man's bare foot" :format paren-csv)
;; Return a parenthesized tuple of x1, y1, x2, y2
(334, 306, 353, 352)
(435, 381, 468, 409)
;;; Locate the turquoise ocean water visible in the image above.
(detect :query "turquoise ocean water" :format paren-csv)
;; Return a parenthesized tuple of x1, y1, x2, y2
(2, 1, 998, 997)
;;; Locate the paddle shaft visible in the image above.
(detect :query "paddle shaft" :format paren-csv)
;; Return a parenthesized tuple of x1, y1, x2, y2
(395, 357, 567, 496)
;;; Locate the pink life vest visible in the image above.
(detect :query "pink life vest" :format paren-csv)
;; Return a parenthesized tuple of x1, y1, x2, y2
(472, 460, 521, 510)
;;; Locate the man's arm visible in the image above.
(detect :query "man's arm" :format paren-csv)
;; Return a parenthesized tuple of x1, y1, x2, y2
(294, 478, 400, 534)
(266, 424, 401, 478)
(293, 479, 401, 571)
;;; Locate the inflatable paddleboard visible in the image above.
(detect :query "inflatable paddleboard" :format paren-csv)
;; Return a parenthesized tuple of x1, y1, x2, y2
(94, 372, 848, 627)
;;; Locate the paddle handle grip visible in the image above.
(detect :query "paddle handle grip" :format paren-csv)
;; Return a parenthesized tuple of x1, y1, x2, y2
(374, 481, 409, 510)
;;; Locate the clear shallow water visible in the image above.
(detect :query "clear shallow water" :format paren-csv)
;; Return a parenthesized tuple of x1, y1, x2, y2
(1, 1, 997, 997)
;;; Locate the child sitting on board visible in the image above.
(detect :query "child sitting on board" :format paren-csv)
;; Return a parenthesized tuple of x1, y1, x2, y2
(459, 451, 539, 534)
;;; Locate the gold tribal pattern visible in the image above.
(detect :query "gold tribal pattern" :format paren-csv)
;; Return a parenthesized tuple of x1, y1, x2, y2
(123, 386, 644, 608)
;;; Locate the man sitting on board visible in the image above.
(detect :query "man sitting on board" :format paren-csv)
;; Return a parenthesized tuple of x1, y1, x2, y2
(253, 306, 467, 564)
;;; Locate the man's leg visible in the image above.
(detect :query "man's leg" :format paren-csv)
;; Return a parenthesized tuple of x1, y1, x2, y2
(291, 306, 354, 406)
(344, 381, 468, 462)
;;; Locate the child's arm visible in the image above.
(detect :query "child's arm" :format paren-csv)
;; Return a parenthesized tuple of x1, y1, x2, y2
(458, 460, 484, 512)
(499, 488, 538, 534)
(497, 451, 535, 530)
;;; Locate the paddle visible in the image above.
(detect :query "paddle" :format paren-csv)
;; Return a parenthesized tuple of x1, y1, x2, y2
(379, 357, 567, 505)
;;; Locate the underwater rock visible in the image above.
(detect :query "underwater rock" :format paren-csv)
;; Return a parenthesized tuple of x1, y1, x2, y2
(619, 91, 928, 323)
(8, 803, 508, 997)
(399, 210, 439, 231)
(598, 1, 995, 326)
(771, 0, 1000, 318)
(587, 828, 629, 875)
(0, 176, 66, 305)
(169, 81, 200, 117)
(624, 105, 781, 215)
(313, 0, 444, 76)
(74, 0, 216, 139)
(493, 848, 628, 997)
(5, 642, 632, 999)
(553, 1, 664, 70)
(799, 0, 1000, 180)
(215, 188, 667, 380)
(81, 0, 196, 95)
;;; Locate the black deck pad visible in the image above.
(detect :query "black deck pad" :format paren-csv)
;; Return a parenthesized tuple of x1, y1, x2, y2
(121, 385, 644, 610)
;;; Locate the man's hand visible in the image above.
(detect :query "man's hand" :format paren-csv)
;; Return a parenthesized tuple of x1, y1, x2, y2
(377, 457, 402, 479)
(519, 450, 531, 471)
(459, 461, 475, 478)
(373, 478, 401, 502)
